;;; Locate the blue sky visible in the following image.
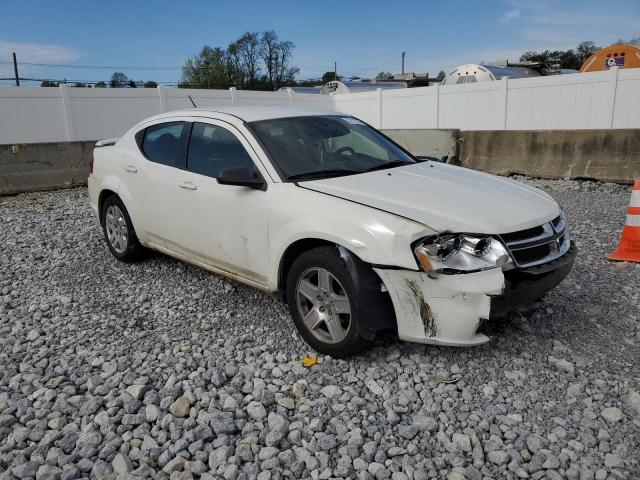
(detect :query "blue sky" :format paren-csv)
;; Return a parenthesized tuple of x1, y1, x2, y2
(1, 0, 638, 85)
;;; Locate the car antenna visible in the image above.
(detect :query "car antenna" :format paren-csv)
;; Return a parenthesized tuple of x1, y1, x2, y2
(188, 95, 197, 108)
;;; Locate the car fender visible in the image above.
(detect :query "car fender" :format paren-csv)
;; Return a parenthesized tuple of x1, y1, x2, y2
(96, 173, 144, 238)
(269, 208, 433, 287)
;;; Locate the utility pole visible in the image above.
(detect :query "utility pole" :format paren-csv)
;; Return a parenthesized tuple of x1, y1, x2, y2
(401, 52, 406, 76)
(334, 61, 337, 81)
(12, 52, 20, 86)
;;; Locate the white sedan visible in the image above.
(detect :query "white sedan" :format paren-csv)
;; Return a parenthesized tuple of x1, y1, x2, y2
(88, 106, 576, 358)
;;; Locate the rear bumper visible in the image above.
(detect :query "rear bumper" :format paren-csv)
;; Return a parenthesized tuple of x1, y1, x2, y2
(88, 175, 100, 219)
(374, 242, 577, 347)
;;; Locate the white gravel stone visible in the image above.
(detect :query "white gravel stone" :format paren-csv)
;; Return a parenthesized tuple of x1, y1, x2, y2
(112, 453, 133, 475)
(126, 384, 148, 400)
(320, 385, 342, 399)
(365, 378, 384, 396)
(247, 401, 267, 420)
(601, 406, 624, 423)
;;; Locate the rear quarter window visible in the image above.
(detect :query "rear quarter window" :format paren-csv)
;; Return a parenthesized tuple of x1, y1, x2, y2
(139, 122, 188, 168)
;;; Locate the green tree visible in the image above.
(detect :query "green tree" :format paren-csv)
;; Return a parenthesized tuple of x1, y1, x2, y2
(322, 71, 339, 83)
(236, 32, 261, 87)
(110, 72, 129, 88)
(73, 82, 87, 87)
(143, 80, 158, 88)
(181, 31, 299, 90)
(127, 79, 137, 88)
(181, 45, 231, 89)
(260, 30, 299, 90)
(612, 36, 640, 46)
(40, 80, 59, 87)
(95, 81, 107, 88)
(436, 70, 446, 81)
(520, 49, 581, 70)
(375, 71, 393, 81)
(576, 41, 600, 63)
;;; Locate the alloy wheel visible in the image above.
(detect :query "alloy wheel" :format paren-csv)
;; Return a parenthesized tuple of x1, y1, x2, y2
(105, 205, 128, 254)
(295, 267, 352, 344)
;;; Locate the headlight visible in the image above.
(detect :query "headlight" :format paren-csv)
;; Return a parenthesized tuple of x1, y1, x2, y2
(414, 234, 513, 273)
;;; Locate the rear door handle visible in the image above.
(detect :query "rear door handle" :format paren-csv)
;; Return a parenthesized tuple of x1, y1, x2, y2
(124, 165, 137, 173)
(178, 181, 197, 190)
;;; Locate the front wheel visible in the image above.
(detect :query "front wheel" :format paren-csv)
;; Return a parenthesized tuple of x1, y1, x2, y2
(286, 246, 373, 358)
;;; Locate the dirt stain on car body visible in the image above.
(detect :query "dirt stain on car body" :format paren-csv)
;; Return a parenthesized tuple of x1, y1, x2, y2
(406, 279, 437, 338)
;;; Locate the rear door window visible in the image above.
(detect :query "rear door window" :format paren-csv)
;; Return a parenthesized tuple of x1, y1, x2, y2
(186, 122, 255, 178)
(141, 122, 188, 168)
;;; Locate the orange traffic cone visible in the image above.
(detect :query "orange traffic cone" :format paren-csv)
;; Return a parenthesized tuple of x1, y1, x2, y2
(609, 180, 640, 263)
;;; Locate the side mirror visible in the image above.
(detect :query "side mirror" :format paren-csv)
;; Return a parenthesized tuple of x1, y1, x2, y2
(217, 167, 266, 191)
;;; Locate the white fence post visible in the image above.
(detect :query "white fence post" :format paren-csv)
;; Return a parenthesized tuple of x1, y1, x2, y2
(434, 84, 440, 128)
(607, 66, 619, 128)
(157, 86, 168, 113)
(59, 84, 76, 141)
(288, 89, 294, 105)
(229, 87, 237, 105)
(377, 88, 383, 129)
(500, 76, 509, 130)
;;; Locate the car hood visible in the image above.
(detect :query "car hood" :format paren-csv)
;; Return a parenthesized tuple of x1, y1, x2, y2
(299, 162, 560, 234)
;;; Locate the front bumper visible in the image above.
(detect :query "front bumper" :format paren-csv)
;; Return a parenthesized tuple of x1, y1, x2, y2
(491, 242, 576, 318)
(374, 241, 577, 346)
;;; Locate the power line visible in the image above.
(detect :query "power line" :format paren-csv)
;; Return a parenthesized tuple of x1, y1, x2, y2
(0, 77, 182, 86)
(0, 60, 182, 70)
(0, 57, 404, 75)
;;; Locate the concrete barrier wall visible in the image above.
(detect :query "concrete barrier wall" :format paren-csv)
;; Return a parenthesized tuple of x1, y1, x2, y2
(0, 141, 93, 195)
(458, 129, 640, 184)
(1, 129, 638, 195)
(381, 129, 461, 161)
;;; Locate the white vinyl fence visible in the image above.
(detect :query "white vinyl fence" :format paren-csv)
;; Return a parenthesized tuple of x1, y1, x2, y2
(333, 66, 640, 131)
(0, 67, 638, 144)
(0, 86, 332, 144)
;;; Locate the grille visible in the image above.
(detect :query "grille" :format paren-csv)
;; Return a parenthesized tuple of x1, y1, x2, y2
(500, 214, 570, 268)
(500, 225, 545, 243)
(511, 244, 551, 264)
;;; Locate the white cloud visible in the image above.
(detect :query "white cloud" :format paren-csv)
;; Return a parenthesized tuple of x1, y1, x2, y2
(501, 7, 521, 22)
(0, 41, 83, 84)
(0, 40, 82, 64)
(500, 0, 639, 47)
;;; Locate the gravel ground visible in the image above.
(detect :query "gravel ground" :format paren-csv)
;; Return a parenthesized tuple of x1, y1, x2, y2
(0, 178, 639, 480)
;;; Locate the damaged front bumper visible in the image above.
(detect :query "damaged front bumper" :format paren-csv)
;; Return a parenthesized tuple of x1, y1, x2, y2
(374, 242, 577, 346)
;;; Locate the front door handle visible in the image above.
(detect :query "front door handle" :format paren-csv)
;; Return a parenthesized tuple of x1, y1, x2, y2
(177, 181, 197, 190)
(124, 165, 137, 173)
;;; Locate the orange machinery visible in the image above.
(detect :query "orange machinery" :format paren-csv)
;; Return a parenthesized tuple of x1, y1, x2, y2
(580, 44, 640, 72)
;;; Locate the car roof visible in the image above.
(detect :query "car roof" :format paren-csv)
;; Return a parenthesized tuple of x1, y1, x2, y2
(156, 106, 344, 123)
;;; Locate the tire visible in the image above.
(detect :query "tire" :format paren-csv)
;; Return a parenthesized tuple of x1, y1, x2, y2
(100, 195, 144, 262)
(286, 246, 374, 358)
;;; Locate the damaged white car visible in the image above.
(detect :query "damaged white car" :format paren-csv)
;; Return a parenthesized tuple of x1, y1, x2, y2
(88, 106, 576, 358)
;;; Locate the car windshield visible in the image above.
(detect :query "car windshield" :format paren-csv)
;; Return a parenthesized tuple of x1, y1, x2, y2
(247, 115, 415, 181)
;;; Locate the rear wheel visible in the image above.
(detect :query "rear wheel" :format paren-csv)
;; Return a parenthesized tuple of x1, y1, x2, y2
(100, 195, 144, 262)
(286, 246, 373, 358)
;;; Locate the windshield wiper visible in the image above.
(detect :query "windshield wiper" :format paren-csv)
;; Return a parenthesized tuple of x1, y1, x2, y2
(362, 160, 413, 173)
(287, 169, 362, 181)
